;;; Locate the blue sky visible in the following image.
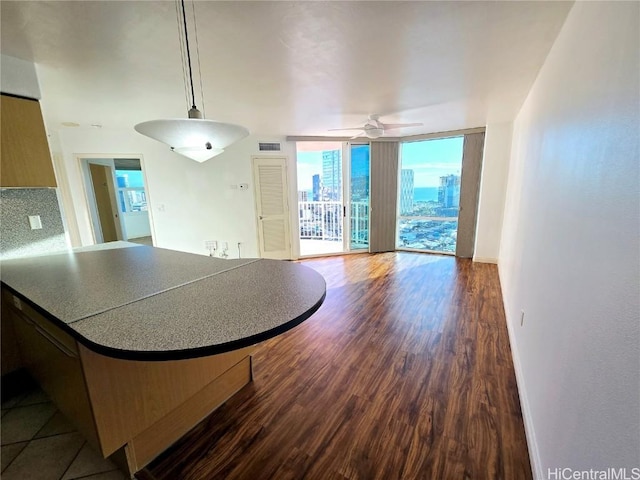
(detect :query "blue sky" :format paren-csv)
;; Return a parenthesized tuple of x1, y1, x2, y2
(115, 170, 145, 188)
(296, 137, 463, 190)
(297, 150, 329, 191)
(401, 136, 464, 187)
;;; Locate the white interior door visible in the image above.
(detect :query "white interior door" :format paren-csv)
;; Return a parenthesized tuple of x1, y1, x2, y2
(253, 157, 292, 259)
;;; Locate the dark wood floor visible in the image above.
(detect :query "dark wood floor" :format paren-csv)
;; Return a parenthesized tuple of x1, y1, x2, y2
(143, 252, 531, 480)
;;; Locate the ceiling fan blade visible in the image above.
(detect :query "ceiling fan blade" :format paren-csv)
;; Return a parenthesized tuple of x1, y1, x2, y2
(327, 127, 365, 132)
(350, 132, 366, 140)
(381, 122, 424, 130)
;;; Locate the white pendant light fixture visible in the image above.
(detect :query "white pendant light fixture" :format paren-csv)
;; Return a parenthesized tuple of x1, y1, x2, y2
(135, 0, 249, 162)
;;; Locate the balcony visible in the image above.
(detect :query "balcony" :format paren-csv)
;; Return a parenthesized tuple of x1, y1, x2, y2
(298, 201, 369, 256)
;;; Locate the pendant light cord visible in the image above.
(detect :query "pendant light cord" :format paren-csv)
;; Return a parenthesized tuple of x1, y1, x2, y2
(181, 0, 197, 110)
(192, 0, 206, 118)
(175, 0, 189, 112)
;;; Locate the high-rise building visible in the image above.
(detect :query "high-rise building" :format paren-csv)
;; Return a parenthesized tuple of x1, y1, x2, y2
(322, 150, 341, 201)
(400, 169, 415, 215)
(298, 191, 308, 202)
(438, 174, 461, 208)
(350, 145, 370, 201)
(116, 174, 129, 188)
(312, 174, 321, 201)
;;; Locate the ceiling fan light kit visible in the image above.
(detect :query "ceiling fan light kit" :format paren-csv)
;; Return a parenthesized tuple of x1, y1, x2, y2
(363, 125, 384, 139)
(134, 0, 249, 162)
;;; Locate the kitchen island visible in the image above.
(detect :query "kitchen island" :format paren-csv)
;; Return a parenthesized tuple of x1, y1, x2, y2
(0, 244, 326, 476)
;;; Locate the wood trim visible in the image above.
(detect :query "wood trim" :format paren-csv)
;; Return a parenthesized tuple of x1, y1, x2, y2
(125, 356, 252, 473)
(79, 344, 256, 457)
(0, 94, 57, 187)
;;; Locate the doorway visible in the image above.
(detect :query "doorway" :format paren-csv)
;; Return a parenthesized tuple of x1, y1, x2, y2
(296, 142, 370, 257)
(81, 157, 153, 245)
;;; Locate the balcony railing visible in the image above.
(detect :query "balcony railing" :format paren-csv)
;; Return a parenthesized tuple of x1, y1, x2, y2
(298, 201, 369, 245)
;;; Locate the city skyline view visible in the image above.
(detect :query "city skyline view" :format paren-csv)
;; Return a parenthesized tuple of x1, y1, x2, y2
(297, 136, 463, 193)
(296, 137, 464, 255)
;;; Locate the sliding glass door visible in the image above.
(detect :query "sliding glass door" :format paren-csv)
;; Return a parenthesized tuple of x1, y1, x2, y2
(348, 144, 370, 250)
(296, 142, 370, 257)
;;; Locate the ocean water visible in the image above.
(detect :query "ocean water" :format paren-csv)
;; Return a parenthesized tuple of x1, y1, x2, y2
(414, 187, 439, 202)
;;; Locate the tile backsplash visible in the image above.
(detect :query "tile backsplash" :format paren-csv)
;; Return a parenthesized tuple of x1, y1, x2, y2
(0, 188, 68, 260)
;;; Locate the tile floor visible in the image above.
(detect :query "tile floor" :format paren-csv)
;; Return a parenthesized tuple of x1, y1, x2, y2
(1, 386, 127, 480)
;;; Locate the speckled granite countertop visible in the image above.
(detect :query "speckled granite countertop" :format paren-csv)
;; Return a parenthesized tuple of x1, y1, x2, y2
(1, 245, 326, 360)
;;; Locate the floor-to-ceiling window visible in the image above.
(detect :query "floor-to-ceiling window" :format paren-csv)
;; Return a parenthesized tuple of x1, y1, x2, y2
(396, 137, 464, 253)
(296, 142, 370, 257)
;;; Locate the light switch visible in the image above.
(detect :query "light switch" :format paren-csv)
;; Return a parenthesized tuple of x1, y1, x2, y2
(28, 215, 43, 230)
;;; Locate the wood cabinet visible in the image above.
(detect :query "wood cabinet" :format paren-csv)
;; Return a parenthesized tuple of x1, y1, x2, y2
(1, 287, 255, 477)
(0, 292, 24, 376)
(1, 289, 100, 448)
(1, 94, 57, 187)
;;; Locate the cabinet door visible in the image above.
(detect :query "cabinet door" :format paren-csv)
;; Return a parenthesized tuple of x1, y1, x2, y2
(1, 94, 57, 187)
(0, 293, 23, 375)
(3, 289, 99, 449)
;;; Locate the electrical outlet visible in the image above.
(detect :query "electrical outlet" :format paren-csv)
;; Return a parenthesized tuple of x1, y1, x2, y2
(520, 310, 525, 327)
(28, 215, 42, 230)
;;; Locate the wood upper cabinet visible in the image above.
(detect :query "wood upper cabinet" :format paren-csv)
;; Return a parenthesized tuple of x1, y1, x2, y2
(1, 94, 57, 187)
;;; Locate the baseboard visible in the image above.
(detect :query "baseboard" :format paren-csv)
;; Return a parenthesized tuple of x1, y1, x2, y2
(499, 270, 543, 480)
(472, 256, 498, 264)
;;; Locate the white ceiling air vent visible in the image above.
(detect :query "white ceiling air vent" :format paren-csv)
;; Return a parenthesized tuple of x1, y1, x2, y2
(258, 142, 281, 152)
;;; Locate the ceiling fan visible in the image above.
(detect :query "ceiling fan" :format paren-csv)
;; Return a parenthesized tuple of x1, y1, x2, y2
(328, 114, 423, 139)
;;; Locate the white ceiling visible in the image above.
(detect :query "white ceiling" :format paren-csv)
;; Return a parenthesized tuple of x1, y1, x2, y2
(0, 1, 573, 137)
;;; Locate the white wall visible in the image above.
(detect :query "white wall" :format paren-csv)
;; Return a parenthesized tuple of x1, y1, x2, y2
(474, 121, 512, 263)
(48, 124, 295, 258)
(123, 213, 151, 239)
(499, 2, 639, 477)
(0, 54, 41, 99)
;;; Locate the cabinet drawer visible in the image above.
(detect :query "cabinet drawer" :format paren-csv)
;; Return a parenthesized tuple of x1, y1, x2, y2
(2, 290, 77, 356)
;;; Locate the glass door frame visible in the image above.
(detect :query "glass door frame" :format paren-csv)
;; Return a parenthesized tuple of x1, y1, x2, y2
(295, 141, 370, 258)
(343, 141, 370, 253)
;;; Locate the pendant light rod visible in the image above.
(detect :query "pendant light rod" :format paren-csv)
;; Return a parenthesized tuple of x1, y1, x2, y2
(180, 0, 196, 110)
(134, 0, 250, 162)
